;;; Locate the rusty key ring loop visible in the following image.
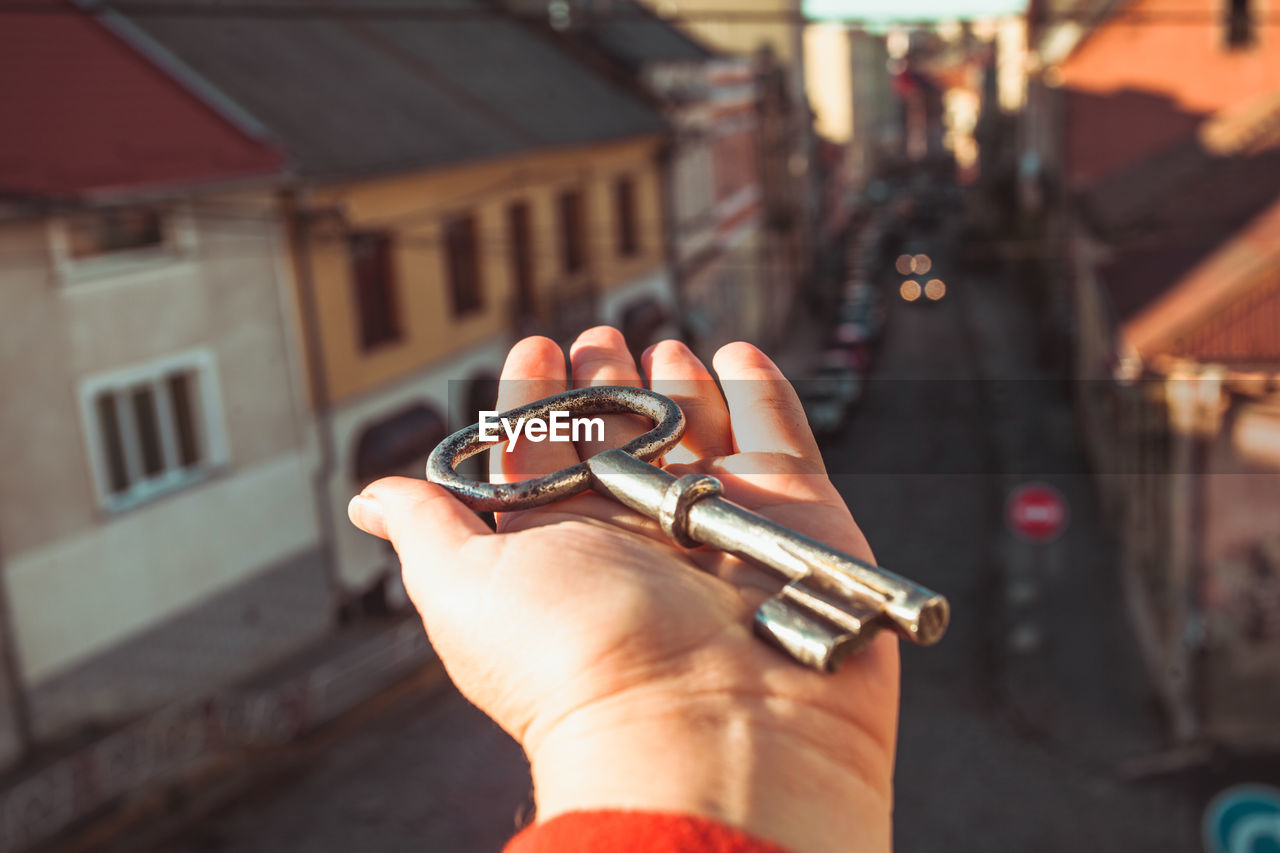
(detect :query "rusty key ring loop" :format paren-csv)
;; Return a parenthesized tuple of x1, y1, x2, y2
(427, 386, 686, 512)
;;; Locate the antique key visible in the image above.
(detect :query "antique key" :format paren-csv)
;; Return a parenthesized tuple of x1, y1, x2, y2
(427, 386, 949, 671)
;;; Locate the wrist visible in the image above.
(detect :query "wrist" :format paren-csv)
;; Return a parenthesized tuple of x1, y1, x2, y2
(524, 684, 894, 853)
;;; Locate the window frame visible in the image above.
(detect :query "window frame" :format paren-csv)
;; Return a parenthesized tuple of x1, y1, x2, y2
(507, 201, 536, 316)
(557, 188, 588, 276)
(613, 175, 640, 259)
(348, 229, 403, 351)
(1224, 0, 1257, 49)
(48, 205, 196, 286)
(443, 213, 485, 318)
(78, 349, 230, 514)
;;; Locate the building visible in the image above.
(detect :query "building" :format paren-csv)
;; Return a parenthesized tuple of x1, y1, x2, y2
(0, 9, 325, 762)
(638, 0, 818, 344)
(113, 0, 676, 613)
(1019, 0, 1280, 278)
(1022, 0, 1280, 745)
(564, 2, 770, 357)
(803, 24, 853, 148)
(647, 0, 806, 94)
(847, 31, 896, 193)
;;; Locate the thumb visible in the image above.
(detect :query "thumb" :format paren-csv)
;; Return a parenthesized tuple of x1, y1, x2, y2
(349, 476, 492, 567)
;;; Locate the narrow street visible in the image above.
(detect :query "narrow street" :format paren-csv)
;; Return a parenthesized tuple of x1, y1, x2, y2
(834, 225, 1198, 850)
(141, 220, 1201, 853)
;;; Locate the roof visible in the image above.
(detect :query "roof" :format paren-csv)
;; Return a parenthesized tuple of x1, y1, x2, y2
(0, 4, 284, 199)
(108, 0, 668, 180)
(1085, 93, 1280, 363)
(1120, 194, 1280, 364)
(1028, 0, 1125, 63)
(579, 0, 713, 70)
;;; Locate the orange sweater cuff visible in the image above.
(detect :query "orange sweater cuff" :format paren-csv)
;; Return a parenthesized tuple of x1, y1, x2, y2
(504, 810, 794, 853)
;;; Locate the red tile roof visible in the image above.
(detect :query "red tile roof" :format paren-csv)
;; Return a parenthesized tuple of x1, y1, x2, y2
(1088, 90, 1280, 366)
(1123, 197, 1280, 364)
(0, 3, 284, 200)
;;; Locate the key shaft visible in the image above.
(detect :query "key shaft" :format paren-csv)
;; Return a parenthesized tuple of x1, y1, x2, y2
(587, 449, 949, 646)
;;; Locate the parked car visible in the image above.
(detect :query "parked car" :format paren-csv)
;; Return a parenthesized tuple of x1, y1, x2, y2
(800, 356, 864, 441)
(836, 281, 886, 343)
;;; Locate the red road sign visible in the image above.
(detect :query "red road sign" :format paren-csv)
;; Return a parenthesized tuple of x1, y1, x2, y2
(1006, 483, 1069, 543)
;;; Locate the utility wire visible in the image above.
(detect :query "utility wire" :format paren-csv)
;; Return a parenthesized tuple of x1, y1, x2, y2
(1, 1, 1279, 25)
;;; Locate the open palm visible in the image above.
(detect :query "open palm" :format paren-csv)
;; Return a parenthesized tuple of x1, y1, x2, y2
(354, 328, 899, 853)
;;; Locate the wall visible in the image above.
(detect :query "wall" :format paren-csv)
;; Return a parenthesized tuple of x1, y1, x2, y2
(803, 24, 852, 144)
(0, 192, 318, 682)
(1200, 401, 1280, 747)
(848, 31, 893, 190)
(1058, 0, 1280, 185)
(329, 335, 511, 592)
(305, 136, 669, 405)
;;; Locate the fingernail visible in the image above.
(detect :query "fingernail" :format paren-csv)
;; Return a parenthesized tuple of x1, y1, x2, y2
(347, 494, 388, 539)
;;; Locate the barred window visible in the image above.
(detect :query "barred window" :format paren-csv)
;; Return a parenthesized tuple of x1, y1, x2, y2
(349, 231, 402, 350)
(445, 214, 484, 317)
(557, 189, 587, 275)
(82, 352, 226, 511)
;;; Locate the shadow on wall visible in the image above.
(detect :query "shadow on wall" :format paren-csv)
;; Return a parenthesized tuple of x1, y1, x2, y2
(1064, 87, 1206, 187)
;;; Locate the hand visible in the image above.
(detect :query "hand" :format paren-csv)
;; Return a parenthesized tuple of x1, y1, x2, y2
(348, 328, 899, 853)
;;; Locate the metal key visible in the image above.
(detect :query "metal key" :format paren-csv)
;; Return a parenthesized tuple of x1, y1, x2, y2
(427, 386, 949, 671)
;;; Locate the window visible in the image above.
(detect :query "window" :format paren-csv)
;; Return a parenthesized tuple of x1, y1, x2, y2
(51, 206, 194, 283)
(349, 231, 401, 349)
(614, 176, 639, 258)
(444, 214, 484, 317)
(507, 202, 535, 316)
(66, 208, 165, 259)
(557, 189, 587, 275)
(81, 351, 227, 511)
(1225, 0, 1255, 49)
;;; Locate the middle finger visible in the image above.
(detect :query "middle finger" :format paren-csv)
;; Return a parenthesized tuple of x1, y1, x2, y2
(569, 325, 649, 458)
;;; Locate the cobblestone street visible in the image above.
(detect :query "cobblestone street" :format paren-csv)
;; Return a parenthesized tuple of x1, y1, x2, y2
(142, 227, 1208, 853)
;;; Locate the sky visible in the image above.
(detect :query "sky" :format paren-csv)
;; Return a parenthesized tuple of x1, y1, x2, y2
(804, 0, 1026, 23)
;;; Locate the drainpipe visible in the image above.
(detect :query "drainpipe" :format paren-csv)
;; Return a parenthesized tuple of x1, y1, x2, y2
(281, 189, 343, 617)
(655, 136, 685, 346)
(0, 536, 34, 760)
(1164, 364, 1225, 742)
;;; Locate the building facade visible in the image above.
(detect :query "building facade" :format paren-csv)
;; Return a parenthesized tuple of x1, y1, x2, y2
(1018, 0, 1280, 745)
(296, 139, 672, 600)
(645, 58, 769, 358)
(0, 10, 326, 762)
(0, 0, 679, 774)
(118, 0, 676, 608)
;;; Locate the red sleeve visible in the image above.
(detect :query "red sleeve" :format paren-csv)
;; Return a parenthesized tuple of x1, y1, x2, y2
(503, 810, 794, 853)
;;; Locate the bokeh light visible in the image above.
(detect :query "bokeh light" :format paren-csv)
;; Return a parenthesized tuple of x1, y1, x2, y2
(925, 278, 947, 300)
(895, 254, 914, 275)
(911, 254, 932, 274)
(900, 280, 922, 302)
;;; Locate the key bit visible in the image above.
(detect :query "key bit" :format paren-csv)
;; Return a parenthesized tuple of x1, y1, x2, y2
(586, 448, 949, 669)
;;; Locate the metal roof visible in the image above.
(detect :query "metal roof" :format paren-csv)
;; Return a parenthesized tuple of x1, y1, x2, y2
(110, 0, 668, 180)
(580, 0, 713, 70)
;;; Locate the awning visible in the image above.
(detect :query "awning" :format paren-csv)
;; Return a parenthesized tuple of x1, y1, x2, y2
(353, 403, 446, 482)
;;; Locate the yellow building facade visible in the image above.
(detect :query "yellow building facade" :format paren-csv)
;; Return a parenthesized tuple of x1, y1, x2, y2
(293, 136, 676, 600)
(300, 136, 670, 406)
